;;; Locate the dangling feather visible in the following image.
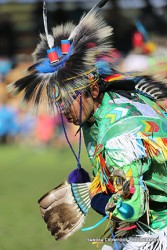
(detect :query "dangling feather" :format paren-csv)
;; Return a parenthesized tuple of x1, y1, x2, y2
(38, 181, 91, 240)
(43, 2, 54, 49)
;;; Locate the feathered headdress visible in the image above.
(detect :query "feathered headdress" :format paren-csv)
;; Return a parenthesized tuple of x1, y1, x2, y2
(8, 0, 167, 113)
(8, 0, 113, 112)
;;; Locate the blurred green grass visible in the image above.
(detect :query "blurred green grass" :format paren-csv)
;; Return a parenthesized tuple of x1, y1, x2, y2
(0, 144, 107, 250)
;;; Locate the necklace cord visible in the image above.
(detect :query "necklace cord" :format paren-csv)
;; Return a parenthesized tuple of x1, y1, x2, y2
(58, 94, 82, 169)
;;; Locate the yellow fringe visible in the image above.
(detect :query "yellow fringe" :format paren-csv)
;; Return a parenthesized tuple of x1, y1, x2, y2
(138, 132, 167, 160)
(89, 171, 107, 195)
(156, 138, 167, 159)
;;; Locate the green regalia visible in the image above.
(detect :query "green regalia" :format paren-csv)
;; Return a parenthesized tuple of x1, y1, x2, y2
(8, 0, 167, 248)
(83, 88, 167, 233)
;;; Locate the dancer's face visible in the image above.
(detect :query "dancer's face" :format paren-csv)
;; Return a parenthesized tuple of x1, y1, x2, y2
(62, 83, 100, 126)
(62, 93, 94, 125)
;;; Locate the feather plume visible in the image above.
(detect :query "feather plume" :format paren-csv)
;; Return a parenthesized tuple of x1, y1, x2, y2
(8, 9, 113, 112)
(38, 181, 91, 240)
(43, 2, 54, 49)
(69, 0, 110, 40)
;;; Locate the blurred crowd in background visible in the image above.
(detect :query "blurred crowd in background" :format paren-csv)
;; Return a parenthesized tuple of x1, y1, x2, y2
(1, 0, 167, 147)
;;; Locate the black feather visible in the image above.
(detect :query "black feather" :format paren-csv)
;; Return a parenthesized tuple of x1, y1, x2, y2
(34, 83, 45, 105)
(135, 76, 167, 100)
(101, 79, 136, 93)
(100, 75, 167, 101)
(23, 75, 44, 102)
(14, 72, 38, 92)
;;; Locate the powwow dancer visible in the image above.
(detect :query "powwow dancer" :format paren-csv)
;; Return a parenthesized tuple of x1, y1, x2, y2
(8, 0, 167, 249)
